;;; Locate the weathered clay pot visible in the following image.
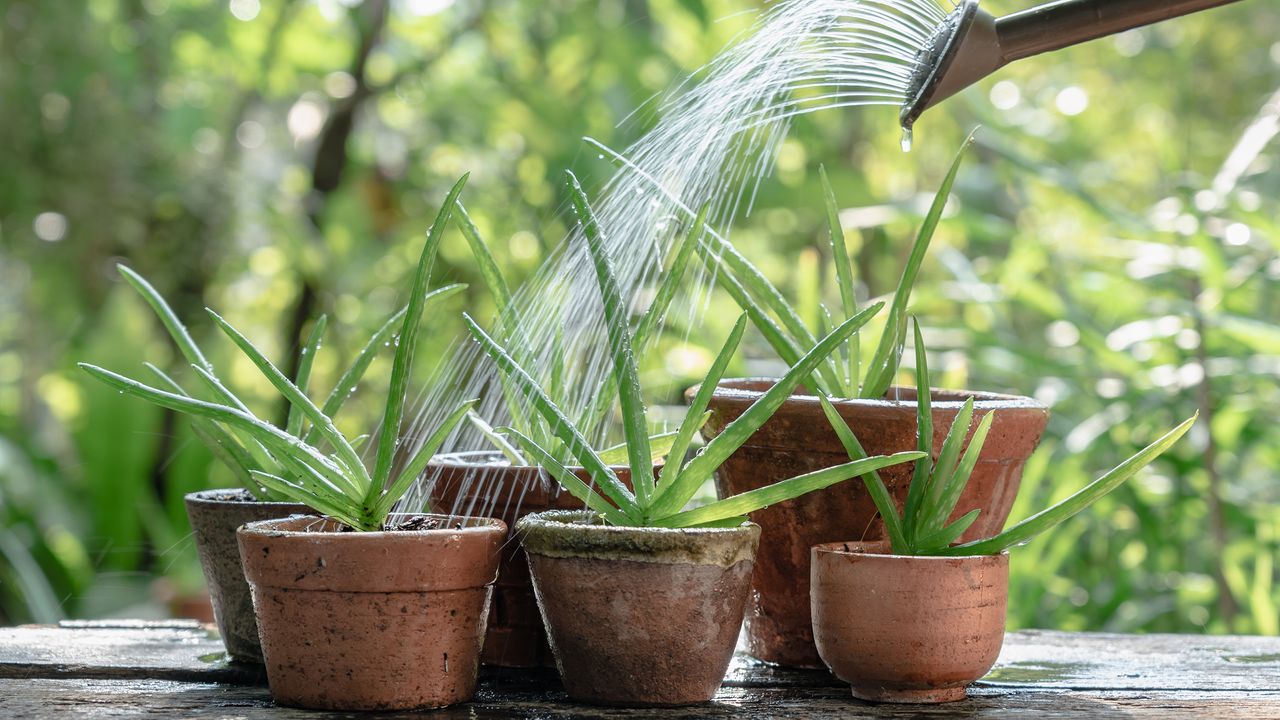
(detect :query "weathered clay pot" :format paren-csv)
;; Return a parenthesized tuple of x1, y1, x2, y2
(811, 540, 1008, 703)
(183, 490, 310, 662)
(700, 379, 1046, 667)
(518, 510, 760, 706)
(427, 452, 641, 668)
(237, 513, 505, 711)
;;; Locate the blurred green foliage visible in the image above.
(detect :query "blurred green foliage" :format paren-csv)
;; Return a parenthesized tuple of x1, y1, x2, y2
(0, 0, 1277, 635)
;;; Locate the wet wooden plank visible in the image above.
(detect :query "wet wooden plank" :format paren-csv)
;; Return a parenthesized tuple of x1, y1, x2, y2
(0, 621, 264, 685)
(0, 679, 1276, 719)
(1, 622, 1279, 716)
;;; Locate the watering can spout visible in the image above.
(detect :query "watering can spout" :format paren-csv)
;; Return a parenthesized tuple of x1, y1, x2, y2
(901, 0, 1247, 131)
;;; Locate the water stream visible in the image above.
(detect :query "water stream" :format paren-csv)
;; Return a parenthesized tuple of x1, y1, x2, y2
(399, 0, 947, 516)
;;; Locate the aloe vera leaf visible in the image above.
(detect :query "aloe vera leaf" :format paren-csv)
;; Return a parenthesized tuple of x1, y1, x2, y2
(79, 364, 354, 496)
(685, 515, 749, 529)
(503, 426, 634, 526)
(924, 409, 994, 538)
(249, 470, 365, 530)
(373, 174, 469, 493)
(287, 314, 327, 437)
(941, 414, 1198, 556)
(207, 309, 370, 492)
(652, 452, 924, 528)
(647, 314, 748, 518)
(466, 410, 525, 465)
(921, 397, 975, 533)
(143, 363, 257, 476)
(567, 170, 654, 506)
(633, 204, 707, 353)
(117, 264, 215, 374)
(819, 394, 908, 552)
(454, 202, 514, 313)
(821, 166, 857, 330)
(312, 286, 466, 429)
(915, 508, 981, 554)
(862, 135, 973, 399)
(668, 302, 884, 497)
(901, 320, 934, 543)
(374, 399, 476, 520)
(597, 429, 683, 466)
(463, 314, 637, 516)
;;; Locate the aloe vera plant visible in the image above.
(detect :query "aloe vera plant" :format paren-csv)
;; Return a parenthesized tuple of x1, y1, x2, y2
(454, 198, 702, 468)
(822, 318, 1197, 556)
(78, 177, 477, 531)
(696, 134, 975, 401)
(462, 171, 923, 528)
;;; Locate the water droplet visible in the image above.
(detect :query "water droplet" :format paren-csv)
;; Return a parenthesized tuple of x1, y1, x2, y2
(597, 154, 604, 160)
(300, 347, 308, 355)
(900, 126, 913, 153)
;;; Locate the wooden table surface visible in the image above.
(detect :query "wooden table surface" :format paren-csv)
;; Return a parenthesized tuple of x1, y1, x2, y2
(1, 620, 1278, 718)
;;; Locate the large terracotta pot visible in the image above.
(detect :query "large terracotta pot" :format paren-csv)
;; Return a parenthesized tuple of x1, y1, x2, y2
(518, 510, 760, 706)
(427, 452, 640, 668)
(183, 490, 310, 662)
(811, 540, 1008, 703)
(700, 379, 1046, 667)
(237, 514, 505, 711)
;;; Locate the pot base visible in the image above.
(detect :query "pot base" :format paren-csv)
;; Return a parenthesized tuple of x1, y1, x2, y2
(851, 685, 968, 704)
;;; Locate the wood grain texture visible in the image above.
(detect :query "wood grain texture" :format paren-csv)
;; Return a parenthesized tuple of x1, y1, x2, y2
(1, 622, 1278, 717)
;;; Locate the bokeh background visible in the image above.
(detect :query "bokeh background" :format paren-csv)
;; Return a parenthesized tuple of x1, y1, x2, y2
(2, 0, 1277, 635)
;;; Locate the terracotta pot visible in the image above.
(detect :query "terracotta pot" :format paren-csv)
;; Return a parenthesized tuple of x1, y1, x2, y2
(427, 452, 643, 668)
(699, 379, 1046, 667)
(518, 510, 760, 706)
(183, 490, 310, 662)
(237, 513, 505, 711)
(811, 540, 1008, 703)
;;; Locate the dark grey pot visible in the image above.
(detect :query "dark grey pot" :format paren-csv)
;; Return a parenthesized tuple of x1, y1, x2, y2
(184, 490, 311, 663)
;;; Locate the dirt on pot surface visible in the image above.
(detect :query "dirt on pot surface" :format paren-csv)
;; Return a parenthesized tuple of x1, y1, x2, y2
(183, 490, 311, 663)
(700, 379, 1046, 668)
(427, 453, 643, 669)
(518, 510, 759, 706)
(811, 540, 1009, 704)
(237, 513, 506, 711)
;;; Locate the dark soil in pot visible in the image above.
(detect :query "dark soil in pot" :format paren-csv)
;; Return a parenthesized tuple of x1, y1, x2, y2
(518, 510, 760, 707)
(183, 489, 310, 663)
(699, 379, 1046, 668)
(427, 452, 640, 669)
(237, 513, 505, 711)
(811, 540, 1008, 703)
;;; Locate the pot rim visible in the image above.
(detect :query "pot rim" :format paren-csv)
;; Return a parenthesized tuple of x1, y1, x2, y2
(239, 512, 506, 539)
(813, 540, 1009, 563)
(518, 510, 760, 567)
(698, 377, 1046, 412)
(184, 488, 312, 508)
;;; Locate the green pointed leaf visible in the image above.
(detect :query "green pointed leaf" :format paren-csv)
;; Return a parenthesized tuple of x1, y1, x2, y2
(567, 170, 653, 505)
(915, 509, 980, 554)
(117, 264, 215, 374)
(862, 134, 973, 399)
(819, 394, 907, 552)
(464, 314, 637, 516)
(503, 427, 634, 526)
(288, 314, 327, 437)
(942, 414, 1198, 556)
(374, 174, 469, 490)
(652, 452, 924, 528)
(925, 410, 994, 537)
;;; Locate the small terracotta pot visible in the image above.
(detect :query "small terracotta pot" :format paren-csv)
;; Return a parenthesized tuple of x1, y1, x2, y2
(427, 452, 641, 668)
(237, 513, 505, 711)
(518, 510, 760, 706)
(700, 379, 1045, 667)
(811, 540, 1008, 703)
(183, 490, 310, 662)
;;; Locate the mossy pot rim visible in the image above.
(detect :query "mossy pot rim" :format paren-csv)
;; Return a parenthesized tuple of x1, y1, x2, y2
(814, 539, 1011, 564)
(700, 378, 1048, 412)
(517, 510, 760, 567)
